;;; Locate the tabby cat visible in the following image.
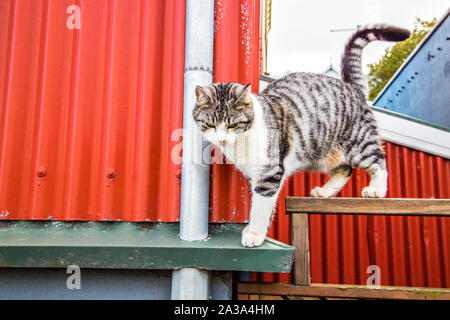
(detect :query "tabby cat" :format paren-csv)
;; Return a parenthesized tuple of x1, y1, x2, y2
(193, 25, 410, 247)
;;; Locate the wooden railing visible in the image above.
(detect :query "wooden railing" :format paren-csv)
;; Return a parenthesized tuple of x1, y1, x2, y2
(239, 197, 450, 300)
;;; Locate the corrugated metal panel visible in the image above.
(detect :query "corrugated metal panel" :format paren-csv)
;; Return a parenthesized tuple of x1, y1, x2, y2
(0, 0, 186, 221)
(210, 0, 261, 222)
(250, 142, 450, 287)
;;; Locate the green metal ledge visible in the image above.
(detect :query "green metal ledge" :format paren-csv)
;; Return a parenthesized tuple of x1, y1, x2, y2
(0, 221, 294, 273)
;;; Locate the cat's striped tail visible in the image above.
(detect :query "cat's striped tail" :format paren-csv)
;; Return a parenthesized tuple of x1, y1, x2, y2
(341, 24, 410, 95)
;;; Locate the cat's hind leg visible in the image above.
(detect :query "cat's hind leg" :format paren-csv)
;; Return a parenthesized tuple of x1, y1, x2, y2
(354, 143, 388, 198)
(361, 162, 387, 198)
(310, 164, 353, 198)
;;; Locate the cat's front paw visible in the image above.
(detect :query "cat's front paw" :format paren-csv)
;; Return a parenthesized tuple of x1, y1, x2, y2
(310, 186, 334, 198)
(362, 186, 386, 198)
(241, 227, 265, 247)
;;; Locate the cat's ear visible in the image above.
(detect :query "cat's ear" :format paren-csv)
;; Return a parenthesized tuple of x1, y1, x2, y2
(234, 84, 251, 109)
(235, 84, 252, 110)
(195, 86, 213, 106)
(235, 84, 251, 100)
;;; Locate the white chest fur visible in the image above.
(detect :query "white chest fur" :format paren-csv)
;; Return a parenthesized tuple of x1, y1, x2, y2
(219, 95, 268, 181)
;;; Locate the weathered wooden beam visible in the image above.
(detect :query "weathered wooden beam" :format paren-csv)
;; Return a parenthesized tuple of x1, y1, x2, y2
(238, 282, 450, 300)
(286, 197, 450, 216)
(290, 213, 310, 286)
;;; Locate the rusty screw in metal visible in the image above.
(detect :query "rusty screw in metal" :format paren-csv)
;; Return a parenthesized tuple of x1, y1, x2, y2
(106, 168, 117, 179)
(37, 167, 46, 177)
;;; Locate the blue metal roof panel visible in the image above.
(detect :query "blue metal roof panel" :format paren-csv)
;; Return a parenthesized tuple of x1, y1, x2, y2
(373, 9, 450, 129)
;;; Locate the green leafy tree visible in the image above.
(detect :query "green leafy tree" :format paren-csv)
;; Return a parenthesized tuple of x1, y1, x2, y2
(367, 18, 437, 101)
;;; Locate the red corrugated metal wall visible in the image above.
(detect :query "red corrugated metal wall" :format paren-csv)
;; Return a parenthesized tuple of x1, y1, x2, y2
(210, 0, 261, 222)
(0, 0, 185, 221)
(0, 0, 262, 222)
(1, 0, 449, 288)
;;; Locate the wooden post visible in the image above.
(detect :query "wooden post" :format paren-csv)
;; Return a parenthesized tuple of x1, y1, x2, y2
(291, 213, 311, 286)
(238, 282, 450, 300)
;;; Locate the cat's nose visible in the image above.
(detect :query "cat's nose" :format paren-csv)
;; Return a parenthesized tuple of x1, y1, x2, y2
(218, 139, 226, 146)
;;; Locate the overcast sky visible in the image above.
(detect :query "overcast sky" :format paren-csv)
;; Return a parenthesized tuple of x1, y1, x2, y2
(267, 0, 449, 77)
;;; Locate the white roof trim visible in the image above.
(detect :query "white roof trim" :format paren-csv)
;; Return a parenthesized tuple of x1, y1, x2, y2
(373, 109, 450, 159)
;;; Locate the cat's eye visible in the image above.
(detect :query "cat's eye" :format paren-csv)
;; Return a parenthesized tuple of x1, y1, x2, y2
(235, 104, 247, 110)
(227, 123, 238, 129)
(205, 123, 216, 128)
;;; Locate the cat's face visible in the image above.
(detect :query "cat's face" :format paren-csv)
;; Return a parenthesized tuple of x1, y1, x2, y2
(193, 83, 254, 146)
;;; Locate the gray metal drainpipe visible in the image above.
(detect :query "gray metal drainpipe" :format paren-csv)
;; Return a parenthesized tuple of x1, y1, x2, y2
(171, 0, 215, 300)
